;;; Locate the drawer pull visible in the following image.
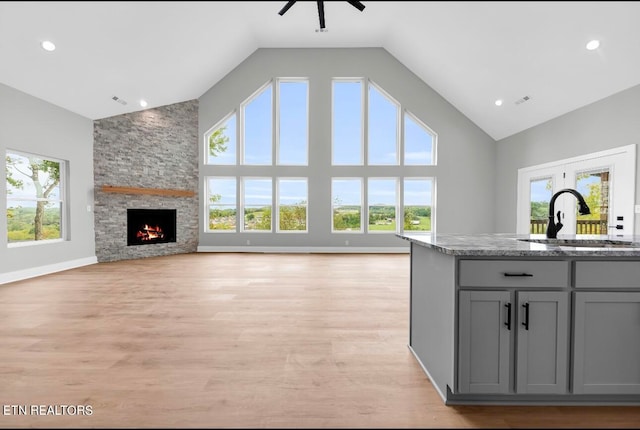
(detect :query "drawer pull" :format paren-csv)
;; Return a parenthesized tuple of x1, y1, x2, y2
(503, 272, 534, 277)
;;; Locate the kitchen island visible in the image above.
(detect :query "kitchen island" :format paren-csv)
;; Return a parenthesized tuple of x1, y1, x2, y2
(397, 232, 640, 405)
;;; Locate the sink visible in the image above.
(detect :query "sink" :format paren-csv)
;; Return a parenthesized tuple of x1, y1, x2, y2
(517, 238, 640, 248)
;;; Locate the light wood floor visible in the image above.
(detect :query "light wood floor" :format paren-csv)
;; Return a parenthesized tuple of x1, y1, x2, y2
(1, 253, 639, 428)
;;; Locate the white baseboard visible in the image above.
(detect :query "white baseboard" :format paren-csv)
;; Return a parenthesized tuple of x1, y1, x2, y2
(197, 246, 409, 253)
(0, 256, 98, 285)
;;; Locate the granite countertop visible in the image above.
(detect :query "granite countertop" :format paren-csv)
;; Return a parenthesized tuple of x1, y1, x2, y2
(396, 232, 640, 257)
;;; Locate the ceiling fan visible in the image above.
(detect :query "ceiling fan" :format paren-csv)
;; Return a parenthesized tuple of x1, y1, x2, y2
(278, 1, 366, 30)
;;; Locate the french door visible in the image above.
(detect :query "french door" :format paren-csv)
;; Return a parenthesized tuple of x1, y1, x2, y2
(517, 144, 636, 236)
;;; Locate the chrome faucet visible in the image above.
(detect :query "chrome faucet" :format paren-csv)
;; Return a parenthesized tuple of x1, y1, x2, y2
(546, 188, 591, 238)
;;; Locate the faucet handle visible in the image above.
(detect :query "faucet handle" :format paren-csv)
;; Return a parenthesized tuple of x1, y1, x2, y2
(556, 211, 563, 233)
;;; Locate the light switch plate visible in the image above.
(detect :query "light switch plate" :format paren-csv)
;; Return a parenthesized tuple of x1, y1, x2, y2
(635, 205, 640, 214)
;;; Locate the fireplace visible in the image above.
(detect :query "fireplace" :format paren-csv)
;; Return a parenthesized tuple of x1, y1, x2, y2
(127, 209, 176, 246)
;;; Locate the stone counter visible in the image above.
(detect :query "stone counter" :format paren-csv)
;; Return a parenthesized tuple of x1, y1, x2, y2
(396, 232, 640, 257)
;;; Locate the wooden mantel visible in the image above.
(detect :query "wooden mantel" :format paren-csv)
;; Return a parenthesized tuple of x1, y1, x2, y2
(100, 185, 195, 197)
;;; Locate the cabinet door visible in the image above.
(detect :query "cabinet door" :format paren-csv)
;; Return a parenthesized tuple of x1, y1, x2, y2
(458, 290, 511, 394)
(573, 292, 640, 394)
(516, 291, 569, 394)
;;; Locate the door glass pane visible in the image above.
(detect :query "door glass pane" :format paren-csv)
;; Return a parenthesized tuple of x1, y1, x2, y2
(530, 178, 552, 234)
(575, 169, 609, 235)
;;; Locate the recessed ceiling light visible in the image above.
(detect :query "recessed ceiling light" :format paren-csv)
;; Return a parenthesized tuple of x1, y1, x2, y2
(586, 40, 600, 51)
(41, 40, 56, 52)
(139, 99, 148, 108)
(495, 99, 503, 107)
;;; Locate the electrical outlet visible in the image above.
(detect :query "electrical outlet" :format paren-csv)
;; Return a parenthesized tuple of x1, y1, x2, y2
(345, 240, 349, 246)
(246, 240, 250, 245)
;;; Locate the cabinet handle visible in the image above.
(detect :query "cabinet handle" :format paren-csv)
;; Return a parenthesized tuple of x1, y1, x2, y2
(522, 302, 529, 330)
(503, 272, 533, 277)
(504, 303, 512, 330)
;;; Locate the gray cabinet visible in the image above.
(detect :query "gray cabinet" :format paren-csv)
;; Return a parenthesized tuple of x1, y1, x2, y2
(573, 292, 640, 394)
(458, 290, 569, 394)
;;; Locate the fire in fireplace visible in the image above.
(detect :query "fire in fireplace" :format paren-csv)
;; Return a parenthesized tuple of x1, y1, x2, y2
(127, 209, 176, 246)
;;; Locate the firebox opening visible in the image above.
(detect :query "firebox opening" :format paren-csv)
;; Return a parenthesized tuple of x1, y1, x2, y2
(127, 209, 176, 246)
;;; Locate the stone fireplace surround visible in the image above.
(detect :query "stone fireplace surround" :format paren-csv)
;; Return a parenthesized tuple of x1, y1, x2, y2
(93, 100, 199, 263)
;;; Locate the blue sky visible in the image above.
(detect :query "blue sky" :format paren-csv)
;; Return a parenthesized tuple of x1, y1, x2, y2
(205, 79, 434, 208)
(209, 80, 434, 167)
(530, 174, 602, 203)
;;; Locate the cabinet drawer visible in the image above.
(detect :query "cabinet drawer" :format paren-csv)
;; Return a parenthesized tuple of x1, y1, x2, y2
(459, 260, 570, 287)
(574, 261, 640, 288)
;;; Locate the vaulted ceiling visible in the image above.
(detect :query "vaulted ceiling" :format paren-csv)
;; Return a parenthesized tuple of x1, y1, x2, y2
(1, 1, 639, 141)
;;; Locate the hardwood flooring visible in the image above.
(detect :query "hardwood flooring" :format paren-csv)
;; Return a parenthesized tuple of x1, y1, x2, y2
(1, 253, 639, 428)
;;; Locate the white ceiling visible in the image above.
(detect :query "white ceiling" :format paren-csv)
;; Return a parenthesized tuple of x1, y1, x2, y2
(1, 1, 639, 141)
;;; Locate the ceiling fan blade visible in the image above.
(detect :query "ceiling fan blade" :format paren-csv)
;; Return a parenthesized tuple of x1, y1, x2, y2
(278, 1, 296, 16)
(317, 1, 325, 29)
(345, 0, 365, 12)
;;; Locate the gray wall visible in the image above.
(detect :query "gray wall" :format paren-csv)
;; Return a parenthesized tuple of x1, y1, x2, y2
(495, 84, 640, 233)
(0, 83, 96, 275)
(198, 48, 497, 249)
(93, 100, 199, 262)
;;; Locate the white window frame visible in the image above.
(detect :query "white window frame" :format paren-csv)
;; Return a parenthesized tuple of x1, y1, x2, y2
(516, 144, 636, 235)
(241, 176, 273, 233)
(402, 176, 436, 234)
(241, 80, 273, 166)
(205, 176, 238, 233)
(367, 81, 401, 166)
(367, 177, 399, 234)
(276, 78, 309, 166)
(331, 78, 365, 166)
(331, 177, 364, 233)
(276, 177, 308, 233)
(403, 110, 437, 166)
(204, 110, 238, 166)
(6, 149, 67, 247)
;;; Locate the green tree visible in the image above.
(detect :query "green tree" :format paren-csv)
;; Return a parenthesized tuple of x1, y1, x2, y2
(279, 201, 307, 230)
(256, 207, 272, 230)
(6, 155, 60, 240)
(209, 126, 229, 158)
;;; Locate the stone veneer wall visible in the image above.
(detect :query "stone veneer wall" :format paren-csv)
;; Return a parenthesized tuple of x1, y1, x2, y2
(93, 100, 199, 262)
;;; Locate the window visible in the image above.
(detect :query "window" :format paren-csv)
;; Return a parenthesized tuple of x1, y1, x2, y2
(368, 178, 398, 233)
(529, 177, 552, 234)
(206, 113, 236, 165)
(332, 178, 363, 232)
(368, 84, 399, 165)
(243, 84, 273, 165)
(404, 112, 435, 165)
(278, 80, 308, 165)
(207, 177, 237, 231)
(403, 178, 433, 232)
(203, 76, 438, 240)
(277, 178, 308, 232)
(332, 80, 363, 165)
(6, 150, 66, 244)
(242, 178, 272, 232)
